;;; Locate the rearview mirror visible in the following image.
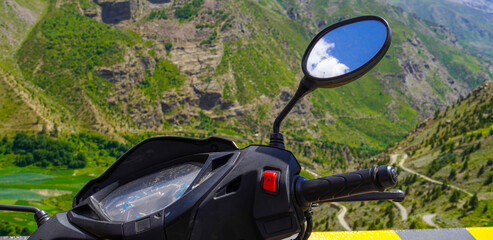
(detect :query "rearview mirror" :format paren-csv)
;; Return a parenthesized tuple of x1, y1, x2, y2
(302, 15, 391, 88)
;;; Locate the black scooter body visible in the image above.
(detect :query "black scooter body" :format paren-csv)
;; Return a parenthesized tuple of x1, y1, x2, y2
(29, 136, 304, 240)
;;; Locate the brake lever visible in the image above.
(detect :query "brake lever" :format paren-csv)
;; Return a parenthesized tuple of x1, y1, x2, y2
(322, 190, 405, 203)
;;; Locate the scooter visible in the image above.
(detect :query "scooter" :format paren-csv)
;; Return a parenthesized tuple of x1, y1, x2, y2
(0, 15, 404, 240)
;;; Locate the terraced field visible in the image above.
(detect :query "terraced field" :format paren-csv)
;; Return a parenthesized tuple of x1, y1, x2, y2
(0, 165, 103, 233)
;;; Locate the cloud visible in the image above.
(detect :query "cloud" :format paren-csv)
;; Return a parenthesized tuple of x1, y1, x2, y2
(307, 38, 349, 78)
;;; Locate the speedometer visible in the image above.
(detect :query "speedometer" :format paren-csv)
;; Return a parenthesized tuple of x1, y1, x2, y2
(100, 162, 202, 222)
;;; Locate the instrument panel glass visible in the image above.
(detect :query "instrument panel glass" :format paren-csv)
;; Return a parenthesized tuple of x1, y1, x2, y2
(100, 162, 202, 221)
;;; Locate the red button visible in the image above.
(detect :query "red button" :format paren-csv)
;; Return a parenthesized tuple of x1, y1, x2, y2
(263, 171, 277, 192)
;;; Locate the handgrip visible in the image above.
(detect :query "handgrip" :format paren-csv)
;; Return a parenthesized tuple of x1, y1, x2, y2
(296, 165, 397, 206)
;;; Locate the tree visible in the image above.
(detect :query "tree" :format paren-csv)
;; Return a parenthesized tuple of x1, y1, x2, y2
(353, 221, 359, 229)
(197, 111, 213, 130)
(0, 219, 30, 236)
(50, 124, 58, 137)
(475, 142, 481, 150)
(165, 42, 172, 52)
(460, 159, 468, 173)
(39, 124, 47, 135)
(449, 190, 460, 203)
(386, 206, 395, 228)
(13, 133, 33, 152)
(469, 194, 479, 210)
(449, 168, 457, 180)
(409, 220, 417, 229)
(477, 165, 485, 177)
(485, 174, 493, 186)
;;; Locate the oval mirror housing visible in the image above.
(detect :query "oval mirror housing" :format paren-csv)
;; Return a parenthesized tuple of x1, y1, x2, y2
(301, 15, 391, 88)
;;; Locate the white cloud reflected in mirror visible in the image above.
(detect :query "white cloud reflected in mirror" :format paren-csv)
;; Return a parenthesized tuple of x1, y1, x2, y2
(306, 39, 349, 78)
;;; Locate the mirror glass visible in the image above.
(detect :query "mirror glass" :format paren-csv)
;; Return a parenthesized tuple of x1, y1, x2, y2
(306, 20, 387, 79)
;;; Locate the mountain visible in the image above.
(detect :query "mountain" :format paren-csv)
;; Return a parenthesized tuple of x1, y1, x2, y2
(388, 0, 493, 63)
(447, 0, 493, 14)
(390, 80, 493, 201)
(2, 0, 491, 148)
(0, 0, 493, 234)
(332, 81, 492, 230)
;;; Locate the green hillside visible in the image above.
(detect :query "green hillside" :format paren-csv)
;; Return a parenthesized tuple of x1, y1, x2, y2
(0, 0, 49, 135)
(393, 81, 493, 200)
(6, 0, 491, 148)
(329, 81, 492, 231)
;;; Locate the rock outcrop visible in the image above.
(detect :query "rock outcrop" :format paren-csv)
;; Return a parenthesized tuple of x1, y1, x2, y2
(93, 0, 172, 24)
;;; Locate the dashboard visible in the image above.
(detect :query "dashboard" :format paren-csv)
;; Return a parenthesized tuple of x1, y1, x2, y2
(99, 162, 203, 221)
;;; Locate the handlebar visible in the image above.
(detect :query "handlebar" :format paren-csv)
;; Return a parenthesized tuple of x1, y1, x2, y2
(295, 165, 397, 208)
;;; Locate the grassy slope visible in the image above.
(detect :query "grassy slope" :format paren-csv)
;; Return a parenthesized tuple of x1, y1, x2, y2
(0, 0, 48, 135)
(329, 82, 493, 231)
(398, 82, 493, 199)
(0, 0, 48, 65)
(392, 82, 493, 228)
(0, 79, 40, 134)
(314, 0, 490, 144)
(16, 2, 138, 131)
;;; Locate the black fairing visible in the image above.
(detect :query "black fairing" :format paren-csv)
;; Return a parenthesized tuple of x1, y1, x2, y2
(187, 146, 303, 240)
(29, 212, 98, 240)
(29, 137, 304, 240)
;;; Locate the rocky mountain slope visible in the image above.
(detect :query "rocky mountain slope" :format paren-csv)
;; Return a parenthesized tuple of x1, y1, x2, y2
(321, 81, 493, 230)
(2, 0, 491, 150)
(447, 0, 493, 14)
(388, 0, 493, 63)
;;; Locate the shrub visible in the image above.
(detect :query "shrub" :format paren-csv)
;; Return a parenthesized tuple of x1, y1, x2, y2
(148, 10, 168, 20)
(139, 59, 186, 100)
(165, 42, 173, 52)
(175, 0, 204, 20)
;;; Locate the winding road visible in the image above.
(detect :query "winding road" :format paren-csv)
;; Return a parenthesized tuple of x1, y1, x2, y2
(389, 155, 410, 221)
(331, 203, 351, 231)
(304, 168, 321, 179)
(393, 152, 474, 228)
(422, 214, 440, 228)
(303, 167, 352, 231)
(393, 202, 408, 221)
(394, 153, 473, 197)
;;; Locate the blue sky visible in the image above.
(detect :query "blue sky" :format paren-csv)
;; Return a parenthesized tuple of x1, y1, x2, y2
(322, 20, 387, 71)
(307, 20, 387, 78)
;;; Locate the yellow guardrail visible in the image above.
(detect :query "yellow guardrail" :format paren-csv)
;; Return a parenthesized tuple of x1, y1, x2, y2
(309, 227, 493, 240)
(2, 227, 492, 239)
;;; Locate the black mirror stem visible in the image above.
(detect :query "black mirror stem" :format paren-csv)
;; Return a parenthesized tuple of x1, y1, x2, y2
(269, 78, 315, 149)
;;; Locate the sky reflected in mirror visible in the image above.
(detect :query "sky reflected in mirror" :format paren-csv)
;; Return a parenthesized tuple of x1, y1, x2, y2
(307, 20, 387, 79)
